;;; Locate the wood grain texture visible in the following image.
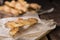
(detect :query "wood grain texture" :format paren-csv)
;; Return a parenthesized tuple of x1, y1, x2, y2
(48, 27, 60, 40)
(39, 1, 60, 40)
(40, 36, 48, 40)
(39, 0, 60, 26)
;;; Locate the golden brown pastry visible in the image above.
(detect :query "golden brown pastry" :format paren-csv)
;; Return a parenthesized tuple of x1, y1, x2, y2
(29, 3, 41, 10)
(5, 21, 24, 29)
(15, 2, 28, 12)
(10, 8, 19, 16)
(9, 27, 19, 36)
(5, 18, 38, 28)
(28, 18, 38, 25)
(5, 18, 38, 36)
(0, 0, 41, 17)
(3, 5, 11, 13)
(5, 0, 16, 8)
(18, 0, 29, 8)
(0, 6, 3, 11)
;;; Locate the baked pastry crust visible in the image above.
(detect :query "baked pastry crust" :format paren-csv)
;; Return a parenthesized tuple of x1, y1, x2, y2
(5, 18, 38, 36)
(0, 0, 41, 17)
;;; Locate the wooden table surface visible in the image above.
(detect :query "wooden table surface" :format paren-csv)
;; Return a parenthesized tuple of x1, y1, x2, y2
(39, 0, 60, 40)
(41, 36, 48, 40)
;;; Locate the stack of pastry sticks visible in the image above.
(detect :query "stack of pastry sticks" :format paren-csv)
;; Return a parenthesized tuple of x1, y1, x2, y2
(0, 0, 41, 16)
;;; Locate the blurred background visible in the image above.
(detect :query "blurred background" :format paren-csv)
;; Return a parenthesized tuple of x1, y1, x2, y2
(0, 0, 60, 40)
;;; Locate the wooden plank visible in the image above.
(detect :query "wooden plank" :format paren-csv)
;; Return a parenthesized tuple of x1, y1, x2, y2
(39, 9, 60, 26)
(48, 27, 60, 40)
(40, 36, 48, 40)
(39, 0, 60, 26)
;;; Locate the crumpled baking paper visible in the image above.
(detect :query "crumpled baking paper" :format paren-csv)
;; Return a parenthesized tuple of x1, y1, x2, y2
(0, 12, 56, 40)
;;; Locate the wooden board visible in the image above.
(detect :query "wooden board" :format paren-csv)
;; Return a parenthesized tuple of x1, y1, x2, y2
(39, 1, 60, 40)
(48, 27, 60, 40)
(39, 0, 60, 26)
(40, 36, 48, 40)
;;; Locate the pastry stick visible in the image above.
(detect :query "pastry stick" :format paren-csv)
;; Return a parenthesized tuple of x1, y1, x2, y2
(3, 5, 11, 13)
(23, 18, 38, 29)
(5, 18, 38, 36)
(9, 27, 19, 36)
(29, 3, 41, 10)
(5, 0, 16, 8)
(5, 21, 24, 29)
(15, 2, 28, 12)
(0, 6, 3, 11)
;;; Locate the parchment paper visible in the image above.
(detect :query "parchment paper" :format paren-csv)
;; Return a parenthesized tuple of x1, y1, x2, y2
(0, 12, 56, 40)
